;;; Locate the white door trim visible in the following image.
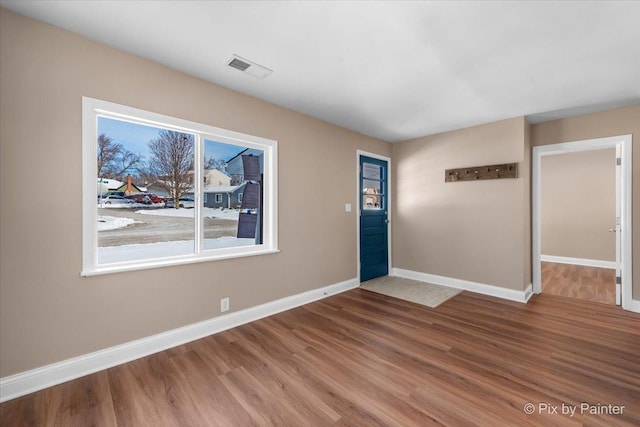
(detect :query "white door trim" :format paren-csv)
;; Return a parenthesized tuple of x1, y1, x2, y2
(356, 150, 392, 282)
(532, 134, 633, 311)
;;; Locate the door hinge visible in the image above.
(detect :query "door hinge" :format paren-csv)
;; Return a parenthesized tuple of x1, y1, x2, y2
(616, 276, 622, 285)
(616, 157, 621, 166)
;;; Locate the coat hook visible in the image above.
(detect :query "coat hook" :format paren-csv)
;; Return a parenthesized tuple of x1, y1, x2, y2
(445, 162, 516, 182)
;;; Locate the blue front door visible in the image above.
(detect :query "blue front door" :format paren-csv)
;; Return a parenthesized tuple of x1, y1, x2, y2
(359, 155, 389, 282)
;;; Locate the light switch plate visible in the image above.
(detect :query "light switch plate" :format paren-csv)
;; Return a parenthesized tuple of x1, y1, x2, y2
(345, 203, 352, 212)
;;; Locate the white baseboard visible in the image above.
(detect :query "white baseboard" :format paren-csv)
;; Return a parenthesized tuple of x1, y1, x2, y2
(540, 255, 617, 270)
(0, 278, 358, 403)
(623, 297, 640, 313)
(392, 268, 532, 303)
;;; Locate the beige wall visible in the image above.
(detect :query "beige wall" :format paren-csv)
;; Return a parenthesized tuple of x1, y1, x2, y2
(541, 149, 616, 261)
(530, 104, 640, 300)
(392, 117, 531, 291)
(0, 9, 391, 377)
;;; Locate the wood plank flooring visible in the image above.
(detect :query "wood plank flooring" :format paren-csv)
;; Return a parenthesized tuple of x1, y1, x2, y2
(1, 289, 639, 426)
(542, 261, 616, 305)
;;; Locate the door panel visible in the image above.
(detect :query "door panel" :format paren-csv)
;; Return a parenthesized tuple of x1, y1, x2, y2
(360, 155, 388, 282)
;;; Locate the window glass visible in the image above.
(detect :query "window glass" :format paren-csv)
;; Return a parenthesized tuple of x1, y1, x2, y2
(362, 162, 381, 180)
(201, 140, 264, 251)
(362, 162, 383, 210)
(97, 118, 195, 264)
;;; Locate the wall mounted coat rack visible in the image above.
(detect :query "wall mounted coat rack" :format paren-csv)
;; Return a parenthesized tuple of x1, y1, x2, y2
(445, 162, 518, 182)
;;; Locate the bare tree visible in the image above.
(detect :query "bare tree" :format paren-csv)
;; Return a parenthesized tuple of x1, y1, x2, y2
(113, 151, 142, 181)
(97, 133, 118, 178)
(205, 156, 227, 173)
(147, 130, 194, 207)
(97, 133, 142, 180)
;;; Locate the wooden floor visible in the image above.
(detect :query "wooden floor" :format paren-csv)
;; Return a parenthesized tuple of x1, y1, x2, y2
(542, 261, 616, 305)
(1, 289, 639, 426)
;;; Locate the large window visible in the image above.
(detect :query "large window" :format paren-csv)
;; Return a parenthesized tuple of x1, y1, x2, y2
(82, 97, 278, 275)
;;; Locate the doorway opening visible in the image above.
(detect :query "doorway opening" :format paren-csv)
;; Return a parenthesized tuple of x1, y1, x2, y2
(532, 135, 632, 309)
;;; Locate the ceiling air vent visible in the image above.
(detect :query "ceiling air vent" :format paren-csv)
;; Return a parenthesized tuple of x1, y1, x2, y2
(228, 57, 251, 72)
(227, 55, 273, 79)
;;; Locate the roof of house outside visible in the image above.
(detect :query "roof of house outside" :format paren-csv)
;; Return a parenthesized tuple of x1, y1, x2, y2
(226, 148, 263, 163)
(203, 183, 246, 193)
(204, 168, 231, 186)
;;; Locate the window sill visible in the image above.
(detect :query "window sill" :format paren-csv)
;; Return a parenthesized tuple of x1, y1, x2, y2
(81, 247, 280, 277)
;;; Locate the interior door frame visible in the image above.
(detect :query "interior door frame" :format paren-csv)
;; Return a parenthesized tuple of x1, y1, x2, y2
(356, 150, 392, 282)
(532, 134, 633, 310)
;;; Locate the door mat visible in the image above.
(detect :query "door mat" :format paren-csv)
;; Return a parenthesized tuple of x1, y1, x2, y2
(360, 276, 461, 308)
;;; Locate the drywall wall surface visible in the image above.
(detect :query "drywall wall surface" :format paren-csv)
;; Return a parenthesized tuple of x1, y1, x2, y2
(531, 104, 640, 300)
(392, 117, 530, 291)
(541, 149, 616, 261)
(0, 9, 391, 377)
(523, 122, 532, 289)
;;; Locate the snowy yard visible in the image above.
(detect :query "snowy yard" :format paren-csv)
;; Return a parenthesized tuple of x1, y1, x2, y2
(97, 208, 249, 264)
(98, 237, 255, 264)
(134, 207, 241, 220)
(97, 208, 241, 233)
(98, 215, 138, 231)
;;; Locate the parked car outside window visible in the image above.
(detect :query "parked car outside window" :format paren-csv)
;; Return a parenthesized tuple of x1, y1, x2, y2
(147, 193, 167, 204)
(104, 191, 125, 197)
(125, 193, 151, 204)
(165, 197, 195, 208)
(98, 195, 133, 206)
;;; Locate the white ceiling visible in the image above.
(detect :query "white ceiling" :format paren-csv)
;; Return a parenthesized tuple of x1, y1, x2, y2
(2, 1, 639, 142)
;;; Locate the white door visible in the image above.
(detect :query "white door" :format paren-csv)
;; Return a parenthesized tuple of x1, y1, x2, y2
(614, 144, 622, 305)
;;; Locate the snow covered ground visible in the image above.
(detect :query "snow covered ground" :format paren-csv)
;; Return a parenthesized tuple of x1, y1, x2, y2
(98, 237, 255, 264)
(97, 208, 239, 232)
(97, 208, 246, 264)
(135, 208, 240, 220)
(97, 215, 137, 231)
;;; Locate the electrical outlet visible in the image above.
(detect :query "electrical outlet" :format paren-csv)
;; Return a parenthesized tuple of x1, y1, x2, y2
(220, 297, 229, 313)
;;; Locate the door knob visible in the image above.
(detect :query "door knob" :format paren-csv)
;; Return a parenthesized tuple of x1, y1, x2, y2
(609, 228, 617, 233)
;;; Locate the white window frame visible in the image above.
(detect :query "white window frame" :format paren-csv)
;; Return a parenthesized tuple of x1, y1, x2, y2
(82, 97, 278, 276)
(214, 194, 223, 203)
